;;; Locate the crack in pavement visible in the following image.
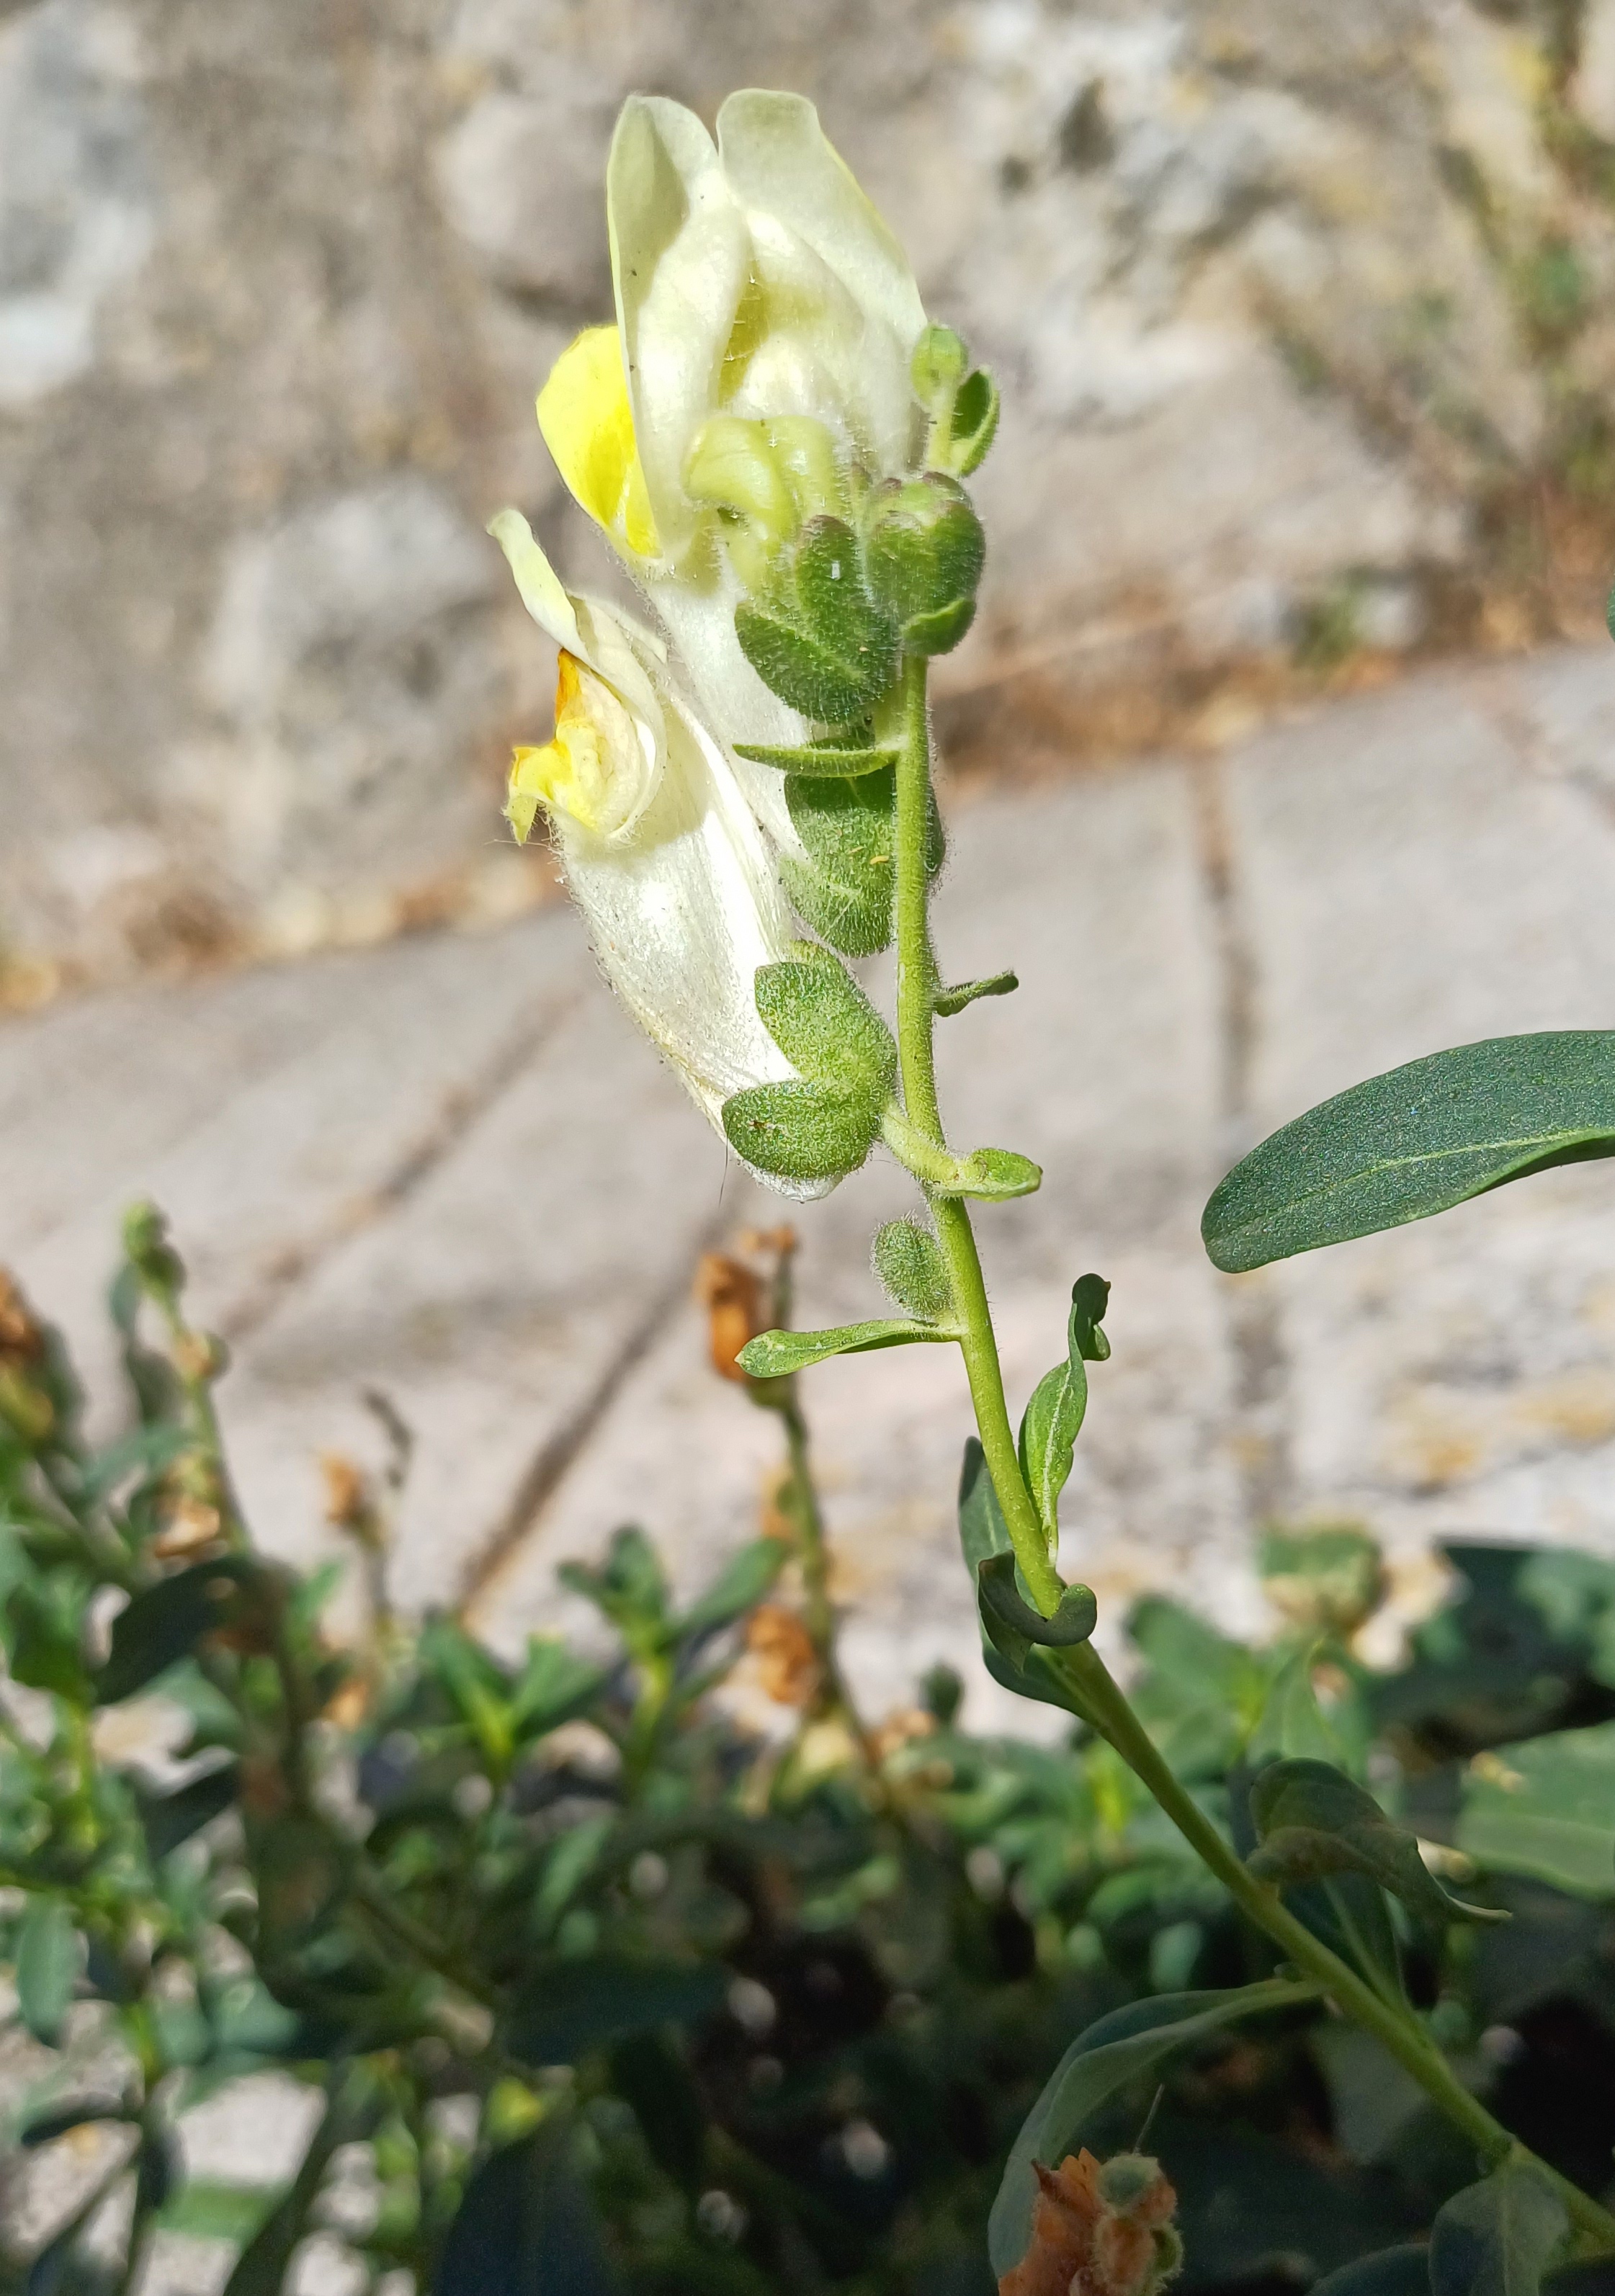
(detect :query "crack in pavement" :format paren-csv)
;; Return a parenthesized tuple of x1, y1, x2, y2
(1191, 753, 1294, 1528)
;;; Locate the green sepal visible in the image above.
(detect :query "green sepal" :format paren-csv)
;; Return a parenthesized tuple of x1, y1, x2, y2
(1248, 1757, 1506, 1925)
(721, 1080, 881, 1183)
(872, 1219, 953, 1320)
(941, 1146, 1043, 1201)
(738, 1319, 956, 1378)
(977, 1551, 1097, 1674)
(753, 945, 895, 1100)
(782, 768, 896, 955)
(1016, 1276, 1109, 1541)
(911, 323, 969, 412)
(862, 475, 985, 657)
(947, 368, 1000, 477)
(935, 970, 1018, 1017)
(734, 739, 900, 779)
(734, 515, 897, 722)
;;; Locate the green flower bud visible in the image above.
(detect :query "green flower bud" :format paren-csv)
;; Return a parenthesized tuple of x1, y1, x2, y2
(911, 323, 970, 414)
(862, 473, 985, 655)
(872, 1219, 953, 1320)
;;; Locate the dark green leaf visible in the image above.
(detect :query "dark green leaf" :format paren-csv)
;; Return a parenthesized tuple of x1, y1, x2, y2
(1457, 1721, 1615, 1898)
(1308, 2247, 1432, 2296)
(871, 1219, 952, 1319)
(1429, 2164, 1567, 2296)
(1202, 1032, 1615, 1272)
(862, 474, 985, 656)
(782, 768, 896, 956)
(733, 739, 899, 778)
(99, 1559, 272, 1705)
(949, 367, 1001, 475)
(609, 2031, 707, 2195)
(1016, 1277, 1109, 1539)
(735, 516, 896, 722)
(738, 1319, 952, 1378)
(988, 1978, 1318, 2279)
(19, 2101, 130, 2150)
(223, 2069, 378, 2296)
(977, 1553, 1096, 1672)
(934, 969, 1019, 1017)
(721, 1078, 882, 1183)
(753, 947, 896, 1100)
(957, 1438, 1012, 1577)
(1249, 1758, 1503, 1924)
(435, 2123, 625, 2296)
(677, 1538, 788, 1642)
(506, 1956, 728, 2065)
(16, 1899, 79, 2045)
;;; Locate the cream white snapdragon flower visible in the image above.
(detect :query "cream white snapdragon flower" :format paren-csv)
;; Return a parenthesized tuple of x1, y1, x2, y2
(491, 90, 932, 1185)
(491, 509, 805, 1165)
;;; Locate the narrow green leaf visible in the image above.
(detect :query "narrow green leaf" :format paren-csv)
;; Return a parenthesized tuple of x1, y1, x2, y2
(988, 1980, 1318, 2279)
(1016, 1277, 1109, 1539)
(734, 739, 899, 778)
(753, 947, 896, 1099)
(949, 367, 1001, 475)
(99, 1558, 272, 1705)
(1428, 2163, 1567, 2296)
(722, 1078, 882, 1183)
(738, 1319, 954, 1379)
(506, 1957, 728, 2065)
(1457, 1719, 1615, 1898)
(437, 2122, 625, 2296)
(510, 1639, 603, 1740)
(1248, 1757, 1505, 1924)
(16, 1898, 79, 2045)
(977, 1553, 1096, 1672)
(934, 969, 1019, 1018)
(677, 1538, 788, 1641)
(1202, 1031, 1615, 1272)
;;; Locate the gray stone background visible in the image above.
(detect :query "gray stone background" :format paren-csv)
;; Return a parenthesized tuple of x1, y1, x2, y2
(7, 0, 1615, 992)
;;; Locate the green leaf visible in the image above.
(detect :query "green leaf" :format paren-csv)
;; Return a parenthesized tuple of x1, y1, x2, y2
(1308, 2248, 1433, 2296)
(738, 1319, 954, 1378)
(722, 1077, 882, 1183)
(1016, 1276, 1110, 1539)
(16, 1898, 79, 2044)
(139, 1760, 240, 1862)
(609, 2032, 707, 2197)
(1249, 1757, 1504, 1924)
(99, 1558, 273, 1705)
(872, 1219, 953, 1319)
(734, 739, 900, 778)
(753, 947, 896, 1099)
(558, 1526, 668, 1638)
(1202, 1031, 1615, 1272)
(1248, 1646, 1348, 1769)
(735, 516, 896, 722)
(676, 1537, 787, 1641)
(222, 2069, 379, 2296)
(935, 969, 1019, 1017)
(942, 1146, 1043, 1201)
(1428, 2163, 1567, 2296)
(977, 1552, 1096, 1672)
(6, 1576, 94, 1705)
(437, 2123, 625, 2296)
(506, 1956, 728, 2065)
(988, 1979, 1318, 2279)
(156, 2181, 282, 2245)
(957, 1437, 1012, 1576)
(782, 768, 897, 956)
(862, 473, 985, 656)
(1457, 1721, 1615, 1898)
(1261, 1524, 1386, 1638)
(510, 1639, 604, 1741)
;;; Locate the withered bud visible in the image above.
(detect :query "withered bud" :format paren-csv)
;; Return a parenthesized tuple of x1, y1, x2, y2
(744, 1601, 820, 1708)
(174, 1329, 229, 1386)
(1000, 2150, 1179, 2296)
(152, 1492, 224, 1560)
(696, 1252, 766, 1383)
(0, 1272, 43, 1367)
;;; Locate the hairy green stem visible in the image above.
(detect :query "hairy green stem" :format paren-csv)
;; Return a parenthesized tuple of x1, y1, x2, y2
(890, 650, 1615, 2254)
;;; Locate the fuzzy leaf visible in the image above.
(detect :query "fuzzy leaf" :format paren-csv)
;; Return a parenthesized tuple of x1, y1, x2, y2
(1248, 1757, 1505, 1924)
(782, 768, 896, 955)
(1202, 1031, 1615, 1272)
(944, 1146, 1043, 1201)
(734, 739, 899, 778)
(722, 1078, 882, 1182)
(735, 516, 895, 721)
(872, 1219, 953, 1320)
(738, 1319, 953, 1378)
(935, 969, 1018, 1017)
(989, 1979, 1318, 2279)
(753, 948, 896, 1100)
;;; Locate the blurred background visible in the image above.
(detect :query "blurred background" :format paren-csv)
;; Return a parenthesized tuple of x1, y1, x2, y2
(6, 0, 1615, 995)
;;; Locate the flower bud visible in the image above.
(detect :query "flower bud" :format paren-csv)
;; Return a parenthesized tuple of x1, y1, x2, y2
(862, 473, 985, 656)
(911, 323, 970, 414)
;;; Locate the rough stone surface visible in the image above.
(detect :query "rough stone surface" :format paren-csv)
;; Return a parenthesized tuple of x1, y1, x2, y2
(6, 0, 1615, 981)
(6, 645, 1615, 1733)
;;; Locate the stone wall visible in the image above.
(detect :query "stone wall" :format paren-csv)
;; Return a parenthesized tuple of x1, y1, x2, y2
(4, 0, 1614, 990)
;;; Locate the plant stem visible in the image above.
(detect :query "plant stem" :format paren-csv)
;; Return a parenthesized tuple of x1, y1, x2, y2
(892, 657, 1063, 1615)
(890, 651, 1615, 2255)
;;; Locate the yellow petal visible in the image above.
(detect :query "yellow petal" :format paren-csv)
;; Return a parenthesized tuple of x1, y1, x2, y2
(536, 325, 660, 558)
(506, 650, 656, 841)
